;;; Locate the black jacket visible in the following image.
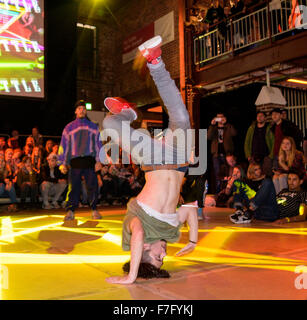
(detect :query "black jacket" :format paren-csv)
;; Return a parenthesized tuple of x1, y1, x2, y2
(270, 120, 303, 150)
(40, 165, 66, 183)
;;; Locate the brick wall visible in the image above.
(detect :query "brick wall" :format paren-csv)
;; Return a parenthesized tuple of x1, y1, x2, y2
(117, 0, 180, 106)
(77, 0, 181, 111)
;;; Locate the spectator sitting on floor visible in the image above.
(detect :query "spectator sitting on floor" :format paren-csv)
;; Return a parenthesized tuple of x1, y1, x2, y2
(23, 144, 33, 157)
(0, 137, 7, 153)
(17, 156, 39, 209)
(229, 164, 279, 224)
(129, 166, 145, 197)
(13, 148, 23, 170)
(32, 146, 42, 174)
(273, 171, 307, 224)
(220, 165, 247, 208)
(215, 154, 239, 207)
(25, 136, 35, 149)
(29, 126, 43, 147)
(107, 164, 123, 205)
(273, 136, 306, 194)
(42, 139, 54, 163)
(98, 165, 118, 205)
(118, 164, 133, 202)
(217, 153, 237, 191)
(7, 130, 20, 150)
(0, 154, 18, 212)
(40, 153, 67, 209)
(5, 148, 18, 183)
(52, 144, 59, 155)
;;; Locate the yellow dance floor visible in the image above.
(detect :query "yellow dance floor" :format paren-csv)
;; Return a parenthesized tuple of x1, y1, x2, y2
(1, 206, 307, 300)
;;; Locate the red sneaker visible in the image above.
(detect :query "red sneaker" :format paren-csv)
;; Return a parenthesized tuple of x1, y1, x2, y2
(104, 97, 137, 120)
(138, 35, 162, 64)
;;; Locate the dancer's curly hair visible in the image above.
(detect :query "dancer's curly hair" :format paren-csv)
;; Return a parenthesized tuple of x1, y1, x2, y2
(123, 261, 170, 279)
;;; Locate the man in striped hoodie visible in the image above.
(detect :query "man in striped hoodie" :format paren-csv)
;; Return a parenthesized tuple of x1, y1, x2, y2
(58, 100, 102, 221)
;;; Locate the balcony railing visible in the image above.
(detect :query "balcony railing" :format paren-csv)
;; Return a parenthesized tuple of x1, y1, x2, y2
(193, 0, 307, 67)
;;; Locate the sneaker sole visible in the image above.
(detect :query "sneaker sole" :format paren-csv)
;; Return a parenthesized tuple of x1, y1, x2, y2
(233, 219, 251, 224)
(92, 216, 102, 220)
(138, 35, 162, 52)
(104, 97, 137, 120)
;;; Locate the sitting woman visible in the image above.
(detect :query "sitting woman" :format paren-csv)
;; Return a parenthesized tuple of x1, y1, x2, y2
(17, 156, 39, 208)
(216, 165, 245, 208)
(273, 137, 306, 194)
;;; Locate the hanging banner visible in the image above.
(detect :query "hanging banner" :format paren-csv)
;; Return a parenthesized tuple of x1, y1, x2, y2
(122, 11, 174, 64)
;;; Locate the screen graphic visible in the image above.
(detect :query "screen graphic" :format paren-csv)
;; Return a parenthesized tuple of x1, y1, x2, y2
(0, 0, 44, 98)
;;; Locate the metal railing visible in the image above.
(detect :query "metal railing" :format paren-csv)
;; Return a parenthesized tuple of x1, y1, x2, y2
(282, 87, 307, 137)
(194, 0, 307, 66)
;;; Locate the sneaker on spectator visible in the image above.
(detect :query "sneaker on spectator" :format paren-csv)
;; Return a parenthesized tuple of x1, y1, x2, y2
(138, 35, 162, 65)
(64, 210, 75, 221)
(229, 209, 244, 223)
(43, 202, 53, 210)
(104, 97, 137, 120)
(232, 210, 253, 224)
(92, 210, 102, 220)
(52, 201, 60, 209)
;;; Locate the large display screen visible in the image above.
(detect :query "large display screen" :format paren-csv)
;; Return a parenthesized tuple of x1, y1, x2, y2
(0, 0, 44, 98)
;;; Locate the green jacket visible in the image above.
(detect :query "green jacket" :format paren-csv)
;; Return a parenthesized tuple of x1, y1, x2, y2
(244, 122, 275, 160)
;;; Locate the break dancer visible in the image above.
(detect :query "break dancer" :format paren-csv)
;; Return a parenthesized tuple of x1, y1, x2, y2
(103, 35, 198, 284)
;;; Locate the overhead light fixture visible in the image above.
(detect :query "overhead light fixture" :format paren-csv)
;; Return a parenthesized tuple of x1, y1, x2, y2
(287, 78, 307, 85)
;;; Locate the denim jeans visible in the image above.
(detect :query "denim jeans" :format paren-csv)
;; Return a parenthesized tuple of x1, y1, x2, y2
(212, 154, 226, 193)
(40, 181, 67, 205)
(66, 168, 98, 212)
(233, 178, 279, 222)
(103, 60, 191, 166)
(0, 183, 17, 204)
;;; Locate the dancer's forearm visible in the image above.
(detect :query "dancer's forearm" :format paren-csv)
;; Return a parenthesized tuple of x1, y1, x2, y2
(127, 218, 144, 282)
(187, 208, 198, 244)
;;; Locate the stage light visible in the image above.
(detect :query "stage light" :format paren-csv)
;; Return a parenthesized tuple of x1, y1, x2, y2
(1, 218, 14, 243)
(85, 102, 92, 110)
(0, 221, 63, 241)
(287, 78, 307, 85)
(11, 216, 48, 224)
(103, 233, 122, 246)
(0, 253, 131, 264)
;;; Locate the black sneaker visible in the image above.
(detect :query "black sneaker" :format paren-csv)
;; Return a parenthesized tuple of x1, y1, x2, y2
(234, 210, 253, 224)
(229, 209, 244, 223)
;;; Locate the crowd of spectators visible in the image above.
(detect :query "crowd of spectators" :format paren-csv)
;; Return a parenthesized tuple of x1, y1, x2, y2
(0, 106, 306, 225)
(187, 0, 269, 34)
(0, 127, 145, 212)
(206, 106, 307, 224)
(188, 0, 303, 58)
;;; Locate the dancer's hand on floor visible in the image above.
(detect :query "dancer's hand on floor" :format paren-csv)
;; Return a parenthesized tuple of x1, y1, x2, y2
(175, 242, 196, 257)
(106, 275, 136, 285)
